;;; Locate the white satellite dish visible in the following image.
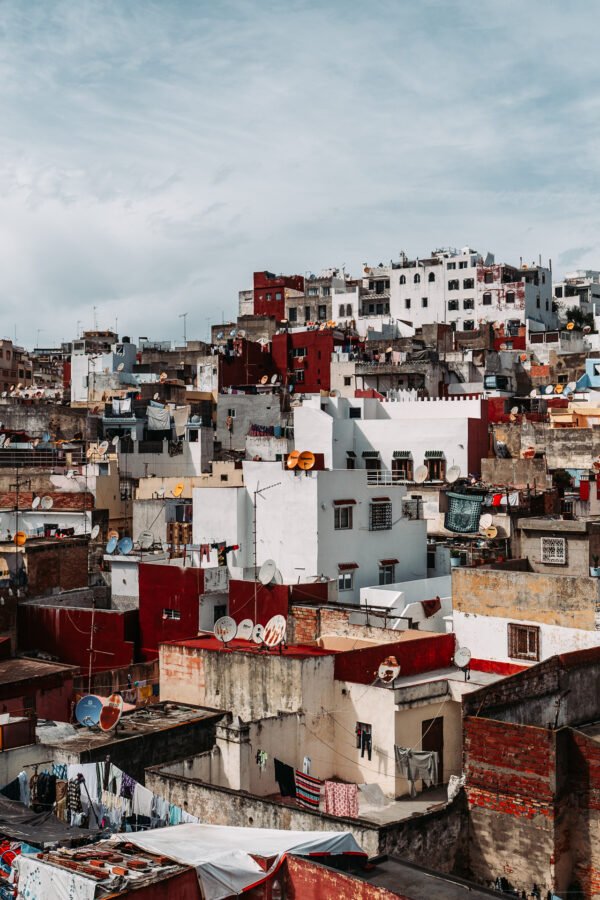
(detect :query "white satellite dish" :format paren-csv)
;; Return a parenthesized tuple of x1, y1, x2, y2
(479, 513, 493, 531)
(263, 615, 287, 648)
(510, 406, 519, 415)
(377, 659, 401, 684)
(454, 646, 472, 669)
(91, 524, 100, 539)
(544, 385, 554, 395)
(139, 531, 154, 550)
(99, 440, 109, 455)
(258, 559, 277, 586)
(414, 465, 428, 484)
(41, 495, 54, 510)
(251, 623, 265, 644)
(236, 618, 254, 640)
(567, 381, 577, 391)
(270, 374, 278, 385)
(153, 392, 160, 400)
(214, 616, 237, 645)
(111, 435, 120, 446)
(529, 388, 538, 398)
(116, 362, 125, 372)
(446, 465, 461, 484)
(31, 497, 40, 509)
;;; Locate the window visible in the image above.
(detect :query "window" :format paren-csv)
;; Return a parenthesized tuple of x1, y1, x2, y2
(540, 536, 566, 565)
(506, 291, 515, 303)
(508, 623, 540, 661)
(555, 286, 563, 299)
(463, 278, 474, 289)
(421, 297, 428, 308)
(323, 286, 331, 296)
(414, 273, 421, 284)
(425, 452, 445, 481)
(334, 505, 353, 530)
(318, 305, 327, 320)
(292, 347, 307, 357)
(369, 499, 392, 531)
(368, 304, 374, 314)
(448, 279, 459, 291)
(379, 562, 396, 584)
(405, 298, 411, 309)
(399, 275, 406, 285)
(349, 407, 361, 419)
(275, 291, 282, 300)
(447, 262, 456, 270)
(428, 272, 435, 282)
(545, 300, 549, 311)
(338, 571, 354, 591)
(448, 299, 459, 311)
(163, 608, 181, 620)
(376, 303, 383, 314)
(463, 299, 474, 310)
(482, 292, 492, 305)
(392, 451, 413, 481)
(463, 319, 475, 331)
(305, 306, 311, 320)
(339, 304, 345, 317)
(346, 303, 352, 317)
(536, 297, 540, 308)
(289, 307, 297, 322)
(295, 370, 305, 383)
(214, 605, 227, 624)
(308, 287, 319, 297)
(344, 376, 351, 386)
(227, 408, 236, 418)
(459, 260, 468, 269)
(265, 293, 271, 300)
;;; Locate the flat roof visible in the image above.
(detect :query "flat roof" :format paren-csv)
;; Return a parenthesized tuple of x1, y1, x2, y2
(0, 656, 76, 687)
(350, 856, 499, 900)
(167, 634, 335, 658)
(43, 703, 222, 752)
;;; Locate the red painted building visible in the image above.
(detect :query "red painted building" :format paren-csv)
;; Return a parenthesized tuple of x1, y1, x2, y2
(253, 271, 304, 320)
(138, 562, 205, 659)
(217, 338, 275, 388)
(271, 330, 344, 393)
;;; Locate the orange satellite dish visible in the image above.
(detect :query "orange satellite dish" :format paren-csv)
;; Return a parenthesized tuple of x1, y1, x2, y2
(298, 451, 316, 471)
(555, 384, 564, 394)
(260, 375, 269, 384)
(14, 532, 26, 546)
(566, 322, 575, 330)
(99, 693, 124, 731)
(287, 450, 300, 469)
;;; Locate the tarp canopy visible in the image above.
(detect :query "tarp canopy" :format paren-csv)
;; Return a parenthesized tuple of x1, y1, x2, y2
(111, 823, 366, 900)
(0, 794, 97, 846)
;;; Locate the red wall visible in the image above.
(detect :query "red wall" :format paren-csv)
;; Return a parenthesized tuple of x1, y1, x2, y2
(18, 605, 136, 673)
(139, 563, 205, 659)
(228, 580, 289, 627)
(0, 675, 74, 721)
(281, 856, 398, 900)
(272, 331, 341, 393)
(334, 633, 456, 684)
(219, 340, 275, 388)
(467, 400, 490, 476)
(253, 272, 304, 319)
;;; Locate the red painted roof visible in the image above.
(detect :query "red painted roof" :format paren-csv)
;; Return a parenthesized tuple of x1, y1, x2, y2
(168, 634, 336, 658)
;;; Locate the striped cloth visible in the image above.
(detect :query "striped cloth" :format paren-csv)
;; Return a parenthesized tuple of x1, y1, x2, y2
(294, 770, 322, 809)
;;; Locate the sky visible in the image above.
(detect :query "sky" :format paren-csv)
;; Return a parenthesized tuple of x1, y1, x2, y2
(1, 0, 599, 347)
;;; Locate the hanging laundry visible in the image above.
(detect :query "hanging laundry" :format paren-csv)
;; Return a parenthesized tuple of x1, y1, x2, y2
(35, 772, 57, 809)
(211, 542, 240, 567)
(324, 781, 359, 818)
(302, 756, 311, 775)
(67, 777, 83, 813)
(199, 543, 211, 562)
(394, 747, 439, 798)
(120, 772, 136, 800)
(132, 784, 154, 818)
(294, 771, 322, 810)
(256, 750, 268, 771)
(147, 405, 171, 430)
(274, 759, 296, 797)
(360, 729, 372, 761)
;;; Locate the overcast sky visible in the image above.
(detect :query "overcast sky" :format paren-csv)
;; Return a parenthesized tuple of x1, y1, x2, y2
(1, 0, 599, 347)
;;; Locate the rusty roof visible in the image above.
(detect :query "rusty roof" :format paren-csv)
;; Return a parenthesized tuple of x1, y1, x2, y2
(0, 491, 94, 510)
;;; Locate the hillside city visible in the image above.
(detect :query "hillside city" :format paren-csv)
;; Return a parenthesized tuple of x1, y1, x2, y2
(3, 249, 600, 898)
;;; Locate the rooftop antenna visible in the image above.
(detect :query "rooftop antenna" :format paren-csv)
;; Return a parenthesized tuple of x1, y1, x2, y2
(179, 312, 188, 345)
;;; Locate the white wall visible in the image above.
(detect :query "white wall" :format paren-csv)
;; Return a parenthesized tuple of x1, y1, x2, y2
(192, 485, 248, 574)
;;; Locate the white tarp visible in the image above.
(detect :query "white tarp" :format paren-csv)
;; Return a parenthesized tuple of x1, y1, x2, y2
(111, 823, 365, 899)
(17, 856, 97, 900)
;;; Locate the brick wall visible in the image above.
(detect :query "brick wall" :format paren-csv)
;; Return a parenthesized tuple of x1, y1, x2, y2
(563, 730, 600, 897)
(289, 605, 420, 646)
(25, 538, 89, 597)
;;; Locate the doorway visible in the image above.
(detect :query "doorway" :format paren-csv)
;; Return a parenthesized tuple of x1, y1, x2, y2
(421, 717, 443, 783)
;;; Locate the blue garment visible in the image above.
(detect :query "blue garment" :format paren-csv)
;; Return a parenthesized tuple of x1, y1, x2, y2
(169, 804, 182, 825)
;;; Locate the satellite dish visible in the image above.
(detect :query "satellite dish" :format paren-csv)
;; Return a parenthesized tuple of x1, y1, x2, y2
(510, 406, 519, 415)
(14, 532, 26, 546)
(479, 513, 493, 530)
(91, 524, 100, 540)
(99, 440, 109, 454)
(153, 392, 160, 400)
(270, 374, 278, 384)
(159, 372, 168, 383)
(567, 381, 577, 391)
(584, 325, 592, 334)
(99, 693, 124, 732)
(106, 536, 118, 554)
(107, 529, 119, 540)
(287, 450, 300, 469)
(377, 656, 401, 684)
(263, 615, 287, 648)
(139, 530, 154, 550)
(40, 495, 54, 510)
(116, 362, 125, 372)
(86, 447, 94, 459)
(485, 525, 498, 539)
(260, 375, 269, 385)
(237, 329, 246, 338)
(156, 487, 166, 499)
(236, 618, 254, 640)
(252, 623, 265, 644)
(118, 536, 133, 555)
(298, 450, 316, 471)
(258, 559, 277, 585)
(414, 465, 428, 484)
(172, 482, 184, 498)
(214, 616, 237, 645)
(520, 353, 528, 362)
(446, 465, 461, 484)
(555, 384, 564, 394)
(530, 388, 539, 398)
(566, 321, 575, 330)
(454, 647, 472, 670)
(31, 497, 41, 510)
(545, 385, 554, 395)
(229, 329, 237, 337)
(111, 435, 120, 446)
(217, 332, 224, 340)
(75, 695, 103, 728)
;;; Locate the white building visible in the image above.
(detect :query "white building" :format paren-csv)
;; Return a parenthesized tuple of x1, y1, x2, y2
(71, 335, 138, 406)
(192, 460, 427, 602)
(553, 270, 600, 317)
(389, 247, 556, 334)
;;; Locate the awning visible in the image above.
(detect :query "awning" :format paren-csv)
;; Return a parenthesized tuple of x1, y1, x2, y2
(362, 451, 380, 458)
(346, 451, 357, 458)
(338, 562, 359, 570)
(424, 450, 444, 459)
(371, 496, 390, 502)
(333, 499, 356, 506)
(379, 558, 399, 566)
(393, 450, 412, 458)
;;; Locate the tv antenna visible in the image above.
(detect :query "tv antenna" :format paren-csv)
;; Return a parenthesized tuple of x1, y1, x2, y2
(179, 312, 188, 345)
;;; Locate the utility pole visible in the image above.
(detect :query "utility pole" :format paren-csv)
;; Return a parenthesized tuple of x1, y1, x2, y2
(179, 312, 188, 346)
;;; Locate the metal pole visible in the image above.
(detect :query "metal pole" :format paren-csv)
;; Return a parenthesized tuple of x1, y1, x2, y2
(88, 599, 96, 695)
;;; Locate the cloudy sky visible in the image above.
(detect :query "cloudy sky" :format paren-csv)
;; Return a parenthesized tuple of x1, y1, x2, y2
(1, 0, 599, 347)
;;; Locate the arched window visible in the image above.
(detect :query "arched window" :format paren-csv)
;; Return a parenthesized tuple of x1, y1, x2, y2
(346, 304, 352, 317)
(428, 272, 435, 282)
(506, 291, 515, 303)
(399, 275, 406, 285)
(414, 273, 421, 284)
(339, 305, 345, 317)
(482, 292, 492, 305)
